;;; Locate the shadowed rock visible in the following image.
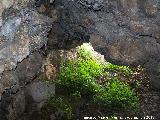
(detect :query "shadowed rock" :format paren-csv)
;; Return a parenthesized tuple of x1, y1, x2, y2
(49, 0, 160, 88)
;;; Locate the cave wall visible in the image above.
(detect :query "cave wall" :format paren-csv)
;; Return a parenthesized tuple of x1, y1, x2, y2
(0, 0, 54, 119)
(51, 0, 160, 88)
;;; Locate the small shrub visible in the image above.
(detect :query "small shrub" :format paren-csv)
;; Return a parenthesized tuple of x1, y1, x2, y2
(77, 43, 93, 60)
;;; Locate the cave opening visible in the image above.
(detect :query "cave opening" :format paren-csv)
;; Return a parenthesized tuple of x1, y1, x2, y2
(34, 43, 148, 120)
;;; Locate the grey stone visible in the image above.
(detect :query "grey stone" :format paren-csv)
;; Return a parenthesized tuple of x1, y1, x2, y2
(15, 52, 44, 86)
(25, 81, 55, 103)
(24, 81, 55, 114)
(0, 71, 19, 100)
(78, 0, 104, 10)
(0, 1, 52, 119)
(0, 5, 52, 74)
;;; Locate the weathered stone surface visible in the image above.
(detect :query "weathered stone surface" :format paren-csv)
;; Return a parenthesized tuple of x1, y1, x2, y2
(25, 81, 55, 103)
(0, 3, 52, 74)
(0, 0, 33, 23)
(0, 90, 25, 120)
(0, 0, 15, 18)
(6, 90, 25, 120)
(0, 52, 45, 120)
(47, 0, 90, 49)
(78, 0, 104, 10)
(16, 52, 44, 86)
(0, 1, 53, 119)
(50, 0, 160, 88)
(0, 71, 19, 100)
(24, 81, 55, 117)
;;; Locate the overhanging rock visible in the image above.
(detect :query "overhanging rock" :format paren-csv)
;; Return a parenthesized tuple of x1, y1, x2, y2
(51, 0, 160, 88)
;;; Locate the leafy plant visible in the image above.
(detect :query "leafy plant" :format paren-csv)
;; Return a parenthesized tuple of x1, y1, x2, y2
(49, 43, 139, 118)
(48, 96, 73, 119)
(102, 62, 133, 76)
(93, 79, 139, 110)
(56, 56, 103, 96)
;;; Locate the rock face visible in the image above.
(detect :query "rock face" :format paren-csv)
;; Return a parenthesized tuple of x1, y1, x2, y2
(50, 0, 160, 88)
(1, 0, 160, 119)
(0, 4, 52, 73)
(0, 0, 54, 120)
(88, 0, 160, 88)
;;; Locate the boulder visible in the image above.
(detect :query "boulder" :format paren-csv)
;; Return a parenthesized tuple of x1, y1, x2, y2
(24, 81, 55, 113)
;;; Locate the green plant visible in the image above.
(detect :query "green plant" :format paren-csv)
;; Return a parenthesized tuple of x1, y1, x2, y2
(102, 62, 133, 76)
(77, 43, 93, 60)
(70, 91, 81, 100)
(49, 96, 73, 119)
(50, 43, 139, 118)
(56, 55, 103, 96)
(93, 79, 139, 111)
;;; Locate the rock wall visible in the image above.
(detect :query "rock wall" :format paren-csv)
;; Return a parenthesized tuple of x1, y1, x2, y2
(0, 0, 55, 119)
(51, 0, 160, 88)
(0, 0, 160, 119)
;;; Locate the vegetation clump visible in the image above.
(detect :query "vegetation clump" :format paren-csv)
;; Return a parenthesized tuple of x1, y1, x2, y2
(93, 78, 138, 110)
(48, 43, 139, 119)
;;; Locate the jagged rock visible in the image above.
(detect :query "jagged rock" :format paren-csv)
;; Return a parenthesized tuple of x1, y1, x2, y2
(50, 0, 160, 88)
(88, 0, 160, 88)
(0, 0, 15, 18)
(0, 3, 52, 73)
(78, 0, 104, 10)
(47, 0, 90, 49)
(0, 0, 52, 119)
(0, 52, 45, 120)
(0, 71, 19, 100)
(0, 0, 33, 20)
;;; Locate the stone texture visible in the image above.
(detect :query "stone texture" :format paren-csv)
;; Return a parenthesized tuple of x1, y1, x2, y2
(49, 0, 160, 88)
(0, 52, 45, 120)
(0, 0, 14, 18)
(0, 90, 25, 120)
(0, 1, 52, 119)
(15, 52, 44, 86)
(25, 81, 55, 103)
(0, 71, 19, 100)
(24, 81, 55, 116)
(0, 0, 33, 23)
(0, 2, 52, 73)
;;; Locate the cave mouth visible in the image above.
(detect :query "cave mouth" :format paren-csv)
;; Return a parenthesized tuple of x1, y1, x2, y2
(32, 43, 150, 120)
